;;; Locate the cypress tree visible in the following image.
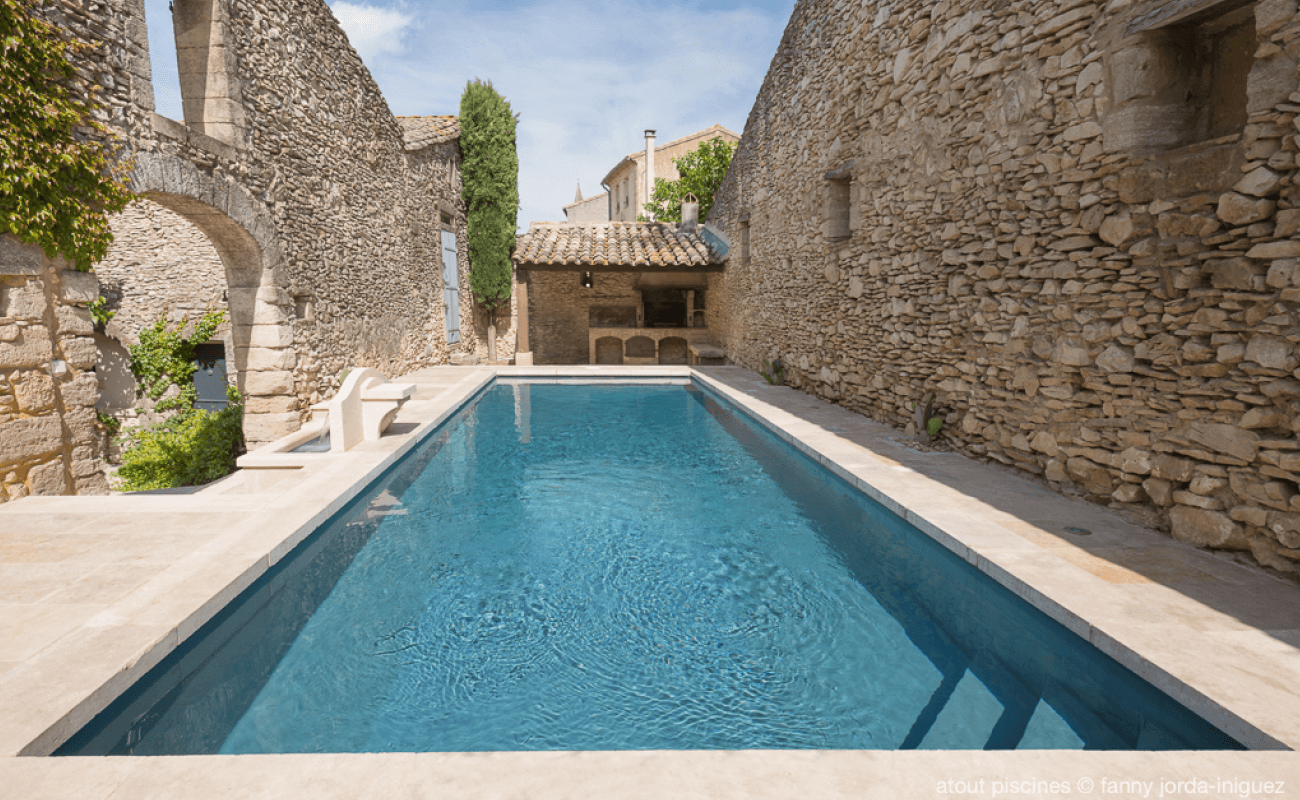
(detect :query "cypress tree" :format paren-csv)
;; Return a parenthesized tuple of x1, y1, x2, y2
(459, 80, 518, 311)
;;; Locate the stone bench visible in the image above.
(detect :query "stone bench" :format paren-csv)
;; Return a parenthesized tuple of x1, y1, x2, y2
(689, 343, 726, 366)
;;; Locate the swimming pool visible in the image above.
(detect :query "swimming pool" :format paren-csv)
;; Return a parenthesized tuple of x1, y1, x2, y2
(57, 380, 1242, 754)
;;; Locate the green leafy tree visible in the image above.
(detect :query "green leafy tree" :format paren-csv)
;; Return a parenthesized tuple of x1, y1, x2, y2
(0, 0, 134, 270)
(459, 79, 518, 312)
(641, 137, 737, 224)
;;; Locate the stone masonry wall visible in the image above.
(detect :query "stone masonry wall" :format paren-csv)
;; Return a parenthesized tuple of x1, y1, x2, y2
(0, 236, 109, 501)
(528, 271, 641, 364)
(709, 0, 1300, 577)
(96, 199, 229, 349)
(20, 0, 511, 459)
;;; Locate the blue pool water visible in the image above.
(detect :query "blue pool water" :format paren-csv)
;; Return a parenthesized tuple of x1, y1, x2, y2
(58, 381, 1242, 754)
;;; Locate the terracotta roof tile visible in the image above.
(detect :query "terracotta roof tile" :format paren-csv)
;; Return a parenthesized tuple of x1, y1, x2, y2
(513, 222, 723, 268)
(395, 115, 459, 151)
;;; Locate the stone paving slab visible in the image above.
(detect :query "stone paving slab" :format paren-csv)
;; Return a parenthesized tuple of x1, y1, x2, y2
(2, 751, 1298, 799)
(0, 366, 1296, 797)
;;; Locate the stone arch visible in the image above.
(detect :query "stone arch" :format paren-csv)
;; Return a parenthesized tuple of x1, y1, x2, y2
(658, 337, 688, 365)
(625, 336, 656, 359)
(594, 337, 624, 365)
(125, 152, 297, 446)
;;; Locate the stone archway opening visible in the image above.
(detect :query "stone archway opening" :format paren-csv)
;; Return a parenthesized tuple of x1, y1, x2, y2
(658, 337, 688, 365)
(594, 337, 624, 365)
(96, 179, 296, 449)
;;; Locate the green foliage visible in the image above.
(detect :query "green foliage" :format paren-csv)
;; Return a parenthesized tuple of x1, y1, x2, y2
(759, 357, 784, 386)
(926, 416, 944, 438)
(0, 0, 134, 270)
(459, 79, 518, 312)
(129, 309, 224, 412)
(641, 137, 737, 223)
(117, 386, 244, 492)
(88, 295, 114, 330)
(95, 410, 120, 434)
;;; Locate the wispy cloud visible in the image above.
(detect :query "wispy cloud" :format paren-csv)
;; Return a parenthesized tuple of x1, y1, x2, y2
(345, 0, 794, 228)
(148, 0, 794, 230)
(331, 1, 416, 62)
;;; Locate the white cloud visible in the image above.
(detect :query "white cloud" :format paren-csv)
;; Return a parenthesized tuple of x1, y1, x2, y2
(331, 2, 415, 62)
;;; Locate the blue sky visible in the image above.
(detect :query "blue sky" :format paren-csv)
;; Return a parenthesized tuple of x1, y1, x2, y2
(144, 0, 795, 229)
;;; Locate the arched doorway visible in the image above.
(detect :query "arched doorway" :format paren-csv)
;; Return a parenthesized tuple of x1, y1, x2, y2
(105, 153, 297, 447)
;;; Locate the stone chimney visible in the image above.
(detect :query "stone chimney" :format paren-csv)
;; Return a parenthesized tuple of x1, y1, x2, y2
(644, 129, 656, 212)
(680, 194, 699, 233)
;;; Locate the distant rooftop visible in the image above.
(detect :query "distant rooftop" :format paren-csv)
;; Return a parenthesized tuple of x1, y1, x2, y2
(394, 115, 459, 151)
(513, 222, 723, 269)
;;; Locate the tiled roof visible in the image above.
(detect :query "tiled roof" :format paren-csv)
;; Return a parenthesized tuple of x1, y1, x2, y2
(395, 115, 459, 150)
(513, 222, 723, 268)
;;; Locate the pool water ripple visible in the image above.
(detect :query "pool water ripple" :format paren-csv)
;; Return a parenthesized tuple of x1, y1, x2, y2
(58, 383, 1242, 755)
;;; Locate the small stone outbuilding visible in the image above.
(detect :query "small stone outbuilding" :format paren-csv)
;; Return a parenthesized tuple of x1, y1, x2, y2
(513, 222, 724, 365)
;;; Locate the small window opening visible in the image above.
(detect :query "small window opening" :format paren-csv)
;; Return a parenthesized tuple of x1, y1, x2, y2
(827, 178, 851, 240)
(1116, 0, 1256, 149)
(580, 271, 594, 289)
(440, 210, 452, 227)
(294, 294, 315, 322)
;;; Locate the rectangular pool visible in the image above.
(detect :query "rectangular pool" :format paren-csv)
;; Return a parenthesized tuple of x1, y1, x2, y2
(57, 380, 1242, 753)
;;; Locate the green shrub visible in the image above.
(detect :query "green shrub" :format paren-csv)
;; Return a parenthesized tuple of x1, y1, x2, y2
(117, 386, 244, 491)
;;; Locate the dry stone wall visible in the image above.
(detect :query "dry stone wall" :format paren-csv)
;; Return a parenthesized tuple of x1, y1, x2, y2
(95, 198, 232, 350)
(528, 272, 641, 364)
(16, 0, 507, 467)
(709, 0, 1300, 577)
(0, 237, 109, 500)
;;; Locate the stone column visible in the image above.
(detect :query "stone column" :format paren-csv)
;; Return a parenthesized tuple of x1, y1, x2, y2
(515, 271, 532, 365)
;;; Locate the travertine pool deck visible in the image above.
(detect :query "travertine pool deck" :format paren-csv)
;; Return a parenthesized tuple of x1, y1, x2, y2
(1, 365, 1298, 797)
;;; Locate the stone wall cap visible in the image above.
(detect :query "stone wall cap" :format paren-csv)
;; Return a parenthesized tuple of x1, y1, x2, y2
(395, 115, 459, 151)
(513, 221, 724, 269)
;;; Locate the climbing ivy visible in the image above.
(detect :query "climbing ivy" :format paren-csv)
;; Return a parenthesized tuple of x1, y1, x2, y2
(118, 309, 244, 491)
(0, 0, 134, 270)
(459, 79, 518, 311)
(129, 309, 225, 412)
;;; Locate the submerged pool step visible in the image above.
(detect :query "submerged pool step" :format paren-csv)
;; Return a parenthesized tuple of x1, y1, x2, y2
(912, 658, 1091, 750)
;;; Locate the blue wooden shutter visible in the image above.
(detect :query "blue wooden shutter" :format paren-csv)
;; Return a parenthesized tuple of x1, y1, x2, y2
(441, 230, 460, 344)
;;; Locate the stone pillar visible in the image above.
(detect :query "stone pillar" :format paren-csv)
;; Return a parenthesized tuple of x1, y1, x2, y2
(515, 272, 532, 365)
(686, 290, 695, 328)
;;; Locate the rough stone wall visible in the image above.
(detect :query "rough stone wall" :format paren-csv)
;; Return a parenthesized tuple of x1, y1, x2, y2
(96, 198, 232, 350)
(709, 0, 1300, 577)
(0, 237, 109, 501)
(528, 271, 641, 363)
(21, 0, 510, 455)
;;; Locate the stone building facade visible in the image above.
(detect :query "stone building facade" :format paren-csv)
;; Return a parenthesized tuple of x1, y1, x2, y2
(603, 125, 740, 222)
(0, 237, 108, 501)
(515, 222, 722, 364)
(563, 185, 611, 222)
(707, 0, 1300, 576)
(3, 0, 515, 500)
